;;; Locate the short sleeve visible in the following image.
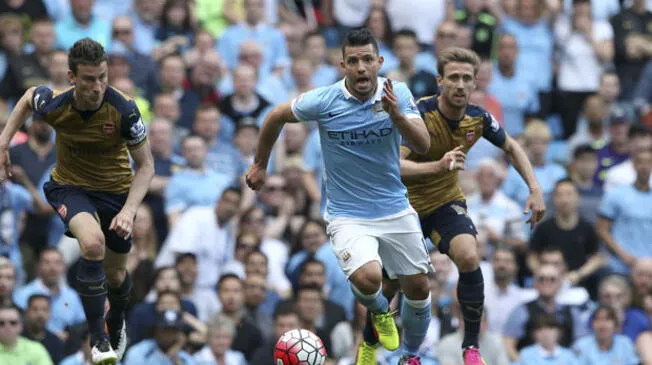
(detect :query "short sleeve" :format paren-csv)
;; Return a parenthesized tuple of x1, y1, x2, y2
(482, 111, 507, 147)
(291, 87, 327, 122)
(393, 82, 421, 119)
(120, 100, 148, 148)
(10, 183, 33, 214)
(598, 189, 620, 221)
(31, 86, 54, 120)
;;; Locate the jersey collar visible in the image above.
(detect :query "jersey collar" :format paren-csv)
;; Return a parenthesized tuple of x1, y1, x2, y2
(339, 77, 384, 103)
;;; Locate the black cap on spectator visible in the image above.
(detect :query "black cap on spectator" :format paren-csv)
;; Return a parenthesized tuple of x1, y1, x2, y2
(236, 117, 260, 132)
(609, 106, 630, 125)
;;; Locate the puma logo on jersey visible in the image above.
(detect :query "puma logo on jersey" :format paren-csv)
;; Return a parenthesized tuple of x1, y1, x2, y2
(451, 204, 467, 215)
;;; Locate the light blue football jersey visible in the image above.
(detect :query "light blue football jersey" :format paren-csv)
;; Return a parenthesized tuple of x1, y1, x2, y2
(291, 77, 421, 219)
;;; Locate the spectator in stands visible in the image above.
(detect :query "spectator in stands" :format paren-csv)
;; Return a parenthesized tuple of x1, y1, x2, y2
(594, 108, 632, 187)
(518, 314, 578, 364)
(165, 135, 234, 226)
(597, 147, 652, 274)
(0, 0, 47, 32)
(220, 40, 289, 106)
(182, 30, 219, 69)
(54, 0, 110, 50)
(503, 264, 589, 362)
(145, 118, 185, 244)
(529, 179, 603, 295)
(124, 309, 196, 365)
(611, 0, 652, 99)
(22, 294, 63, 363)
(222, 232, 261, 278)
(554, 0, 614, 138)
(287, 57, 315, 99)
(156, 54, 186, 121)
(385, 29, 438, 100)
(250, 302, 299, 365)
(489, 32, 540, 136)
(13, 248, 84, 338)
(596, 71, 635, 120)
(273, 123, 308, 174)
(454, 0, 499, 58)
(218, 64, 273, 142)
(0, 303, 52, 365)
(214, 274, 263, 361)
(46, 49, 69, 91)
(436, 305, 510, 365)
(178, 50, 221, 131)
(125, 204, 157, 307)
(299, 31, 338, 88)
(242, 273, 274, 340)
(0, 258, 16, 307)
(58, 325, 91, 365)
(568, 145, 602, 223)
(502, 120, 566, 208)
(218, 0, 290, 77)
(243, 250, 283, 315)
(280, 157, 314, 221)
(130, 0, 161, 56)
(598, 275, 651, 343)
(292, 284, 334, 356)
(152, 94, 183, 140)
(484, 246, 529, 333)
(192, 103, 245, 182)
(535, 248, 592, 306)
(193, 314, 247, 365)
(239, 205, 292, 296)
(364, 7, 398, 73)
(631, 258, 652, 309)
(257, 174, 299, 241)
(157, 187, 241, 289)
(415, 21, 458, 74)
(0, 15, 25, 91)
(233, 121, 258, 168)
(574, 305, 640, 365)
(128, 267, 199, 344)
(110, 15, 158, 101)
(175, 253, 221, 322)
(0, 19, 53, 103)
(467, 158, 526, 253)
(604, 125, 652, 191)
(154, 0, 195, 50)
(568, 95, 610, 159)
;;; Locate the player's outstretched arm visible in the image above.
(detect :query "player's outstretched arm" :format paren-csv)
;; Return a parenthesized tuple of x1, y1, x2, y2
(501, 135, 545, 229)
(0, 87, 36, 180)
(246, 101, 298, 190)
(399, 145, 466, 177)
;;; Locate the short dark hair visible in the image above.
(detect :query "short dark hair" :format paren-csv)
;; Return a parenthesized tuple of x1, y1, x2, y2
(629, 124, 651, 139)
(27, 294, 50, 308)
(217, 273, 242, 290)
(174, 252, 197, 266)
(573, 144, 597, 160)
(294, 283, 322, 299)
(180, 133, 205, 147)
(299, 257, 325, 276)
(303, 30, 325, 45)
(222, 186, 242, 199)
(342, 28, 379, 57)
(245, 249, 268, 265)
(155, 290, 182, 307)
(553, 178, 577, 194)
(39, 247, 62, 262)
(68, 38, 107, 74)
(392, 29, 418, 46)
(591, 305, 619, 325)
(531, 313, 561, 331)
(273, 301, 297, 320)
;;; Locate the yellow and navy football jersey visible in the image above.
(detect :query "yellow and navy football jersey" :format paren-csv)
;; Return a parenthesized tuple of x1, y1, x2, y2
(402, 95, 507, 217)
(32, 85, 148, 194)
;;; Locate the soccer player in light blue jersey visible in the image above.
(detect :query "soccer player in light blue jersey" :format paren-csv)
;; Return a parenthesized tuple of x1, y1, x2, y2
(246, 28, 432, 364)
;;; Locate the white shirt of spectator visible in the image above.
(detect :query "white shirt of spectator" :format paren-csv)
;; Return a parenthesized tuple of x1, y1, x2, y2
(467, 190, 527, 244)
(260, 237, 291, 295)
(333, 0, 372, 27)
(386, 0, 446, 45)
(484, 280, 531, 333)
(604, 159, 652, 191)
(155, 206, 235, 289)
(193, 345, 247, 365)
(554, 18, 614, 92)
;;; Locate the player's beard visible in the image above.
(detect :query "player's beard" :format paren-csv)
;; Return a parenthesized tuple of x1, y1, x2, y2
(448, 91, 468, 109)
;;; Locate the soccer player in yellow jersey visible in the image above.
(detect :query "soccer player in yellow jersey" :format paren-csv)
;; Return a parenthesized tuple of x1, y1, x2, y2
(356, 48, 546, 365)
(0, 38, 154, 365)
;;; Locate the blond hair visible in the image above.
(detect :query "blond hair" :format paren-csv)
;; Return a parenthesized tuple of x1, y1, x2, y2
(437, 47, 481, 77)
(207, 313, 236, 337)
(523, 119, 551, 142)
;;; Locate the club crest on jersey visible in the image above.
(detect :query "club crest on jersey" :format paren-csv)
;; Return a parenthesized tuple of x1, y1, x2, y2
(372, 101, 384, 113)
(102, 123, 115, 137)
(465, 129, 476, 144)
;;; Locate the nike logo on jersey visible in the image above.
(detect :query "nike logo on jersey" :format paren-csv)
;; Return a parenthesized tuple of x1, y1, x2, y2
(328, 112, 341, 118)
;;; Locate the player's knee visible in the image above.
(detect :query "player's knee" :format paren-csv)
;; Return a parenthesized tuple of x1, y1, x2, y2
(105, 267, 126, 288)
(456, 250, 481, 272)
(401, 275, 430, 300)
(80, 232, 105, 260)
(350, 264, 383, 294)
